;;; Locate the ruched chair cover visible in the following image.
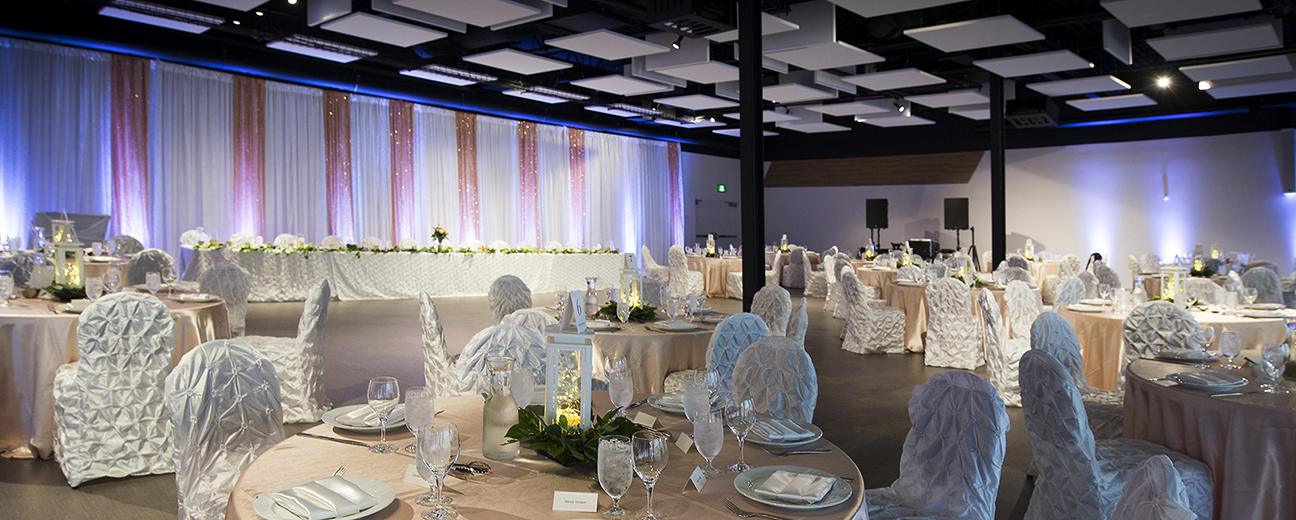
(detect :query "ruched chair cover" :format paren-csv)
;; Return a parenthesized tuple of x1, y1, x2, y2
(1108, 455, 1196, 520)
(980, 289, 1027, 407)
(272, 233, 296, 248)
(240, 280, 332, 423)
(501, 308, 559, 335)
(924, 263, 947, 280)
(1183, 278, 1225, 304)
(229, 233, 254, 247)
(787, 298, 808, 347)
(180, 229, 203, 248)
(320, 235, 344, 248)
(399, 238, 419, 249)
(1242, 267, 1283, 304)
(126, 248, 176, 286)
(801, 250, 827, 297)
(1095, 264, 1122, 290)
(840, 269, 905, 354)
(782, 248, 807, 289)
(108, 234, 144, 255)
(766, 250, 783, 287)
(751, 284, 792, 336)
(1002, 266, 1032, 285)
(731, 336, 817, 422)
(822, 254, 840, 311)
(705, 313, 770, 399)
(923, 278, 983, 370)
(1018, 349, 1213, 520)
(896, 265, 922, 282)
(1078, 271, 1099, 299)
(641, 277, 667, 308)
(1007, 254, 1030, 271)
(981, 250, 994, 273)
(1004, 280, 1041, 339)
(863, 371, 1009, 520)
(0, 251, 38, 288)
(641, 245, 669, 285)
(166, 340, 283, 520)
(1122, 301, 1199, 366)
(419, 293, 457, 398)
(53, 292, 177, 487)
(546, 240, 563, 251)
(489, 239, 510, 250)
(1141, 253, 1162, 274)
(1055, 278, 1087, 308)
(357, 236, 379, 249)
(454, 324, 547, 395)
(1044, 254, 1084, 304)
(199, 263, 252, 337)
(1030, 312, 1124, 440)
(1127, 255, 1142, 281)
(819, 246, 837, 271)
(667, 245, 704, 298)
(487, 275, 532, 324)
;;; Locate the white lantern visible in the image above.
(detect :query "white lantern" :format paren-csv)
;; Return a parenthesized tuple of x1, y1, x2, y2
(49, 220, 84, 286)
(620, 268, 643, 308)
(1160, 265, 1189, 305)
(544, 326, 595, 430)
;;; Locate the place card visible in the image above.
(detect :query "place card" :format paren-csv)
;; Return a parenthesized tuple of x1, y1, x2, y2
(552, 491, 600, 512)
(560, 290, 587, 333)
(632, 411, 657, 428)
(683, 466, 708, 493)
(403, 464, 426, 487)
(675, 432, 693, 454)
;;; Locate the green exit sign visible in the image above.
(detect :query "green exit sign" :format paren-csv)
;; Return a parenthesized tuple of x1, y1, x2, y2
(717, 184, 726, 193)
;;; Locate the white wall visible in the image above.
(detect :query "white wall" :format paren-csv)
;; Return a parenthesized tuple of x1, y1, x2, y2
(681, 151, 742, 249)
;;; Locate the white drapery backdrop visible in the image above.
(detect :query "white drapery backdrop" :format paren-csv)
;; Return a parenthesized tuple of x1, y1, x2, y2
(412, 105, 461, 247)
(348, 94, 393, 246)
(476, 116, 522, 246)
(264, 82, 329, 243)
(537, 124, 573, 246)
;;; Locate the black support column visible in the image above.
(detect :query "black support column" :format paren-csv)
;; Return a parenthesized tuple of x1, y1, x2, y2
(989, 74, 1006, 268)
(738, 0, 764, 311)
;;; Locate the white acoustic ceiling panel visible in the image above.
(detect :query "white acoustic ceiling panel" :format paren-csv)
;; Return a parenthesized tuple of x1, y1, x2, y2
(266, 37, 377, 63)
(906, 89, 989, 108)
(463, 48, 572, 75)
(192, 0, 266, 11)
(904, 15, 1044, 53)
(780, 122, 852, 133)
(949, 103, 990, 120)
(1203, 73, 1296, 99)
(651, 119, 725, 129)
(1146, 19, 1282, 61)
(652, 94, 738, 110)
(1027, 75, 1131, 96)
(400, 68, 475, 86)
(722, 110, 802, 122)
(321, 12, 446, 47)
(584, 106, 640, 117)
(502, 89, 567, 104)
(829, 0, 970, 18)
(973, 50, 1092, 78)
(99, 6, 218, 34)
(391, 0, 539, 27)
(763, 83, 838, 103)
(546, 29, 669, 60)
(806, 101, 893, 116)
(1180, 54, 1296, 82)
(1065, 93, 1157, 111)
(856, 114, 935, 127)
(570, 75, 672, 96)
(1099, 0, 1261, 28)
(844, 68, 946, 91)
(762, 41, 884, 70)
(707, 12, 799, 42)
(714, 128, 779, 137)
(652, 61, 740, 84)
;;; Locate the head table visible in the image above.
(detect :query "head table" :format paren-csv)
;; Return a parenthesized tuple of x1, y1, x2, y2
(226, 393, 866, 520)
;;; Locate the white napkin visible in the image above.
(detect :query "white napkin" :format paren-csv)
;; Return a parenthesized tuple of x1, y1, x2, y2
(1171, 371, 1244, 387)
(337, 404, 404, 427)
(655, 392, 684, 407)
(269, 478, 375, 520)
(753, 419, 814, 442)
(754, 470, 836, 503)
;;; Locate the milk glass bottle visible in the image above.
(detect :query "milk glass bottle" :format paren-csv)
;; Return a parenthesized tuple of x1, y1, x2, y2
(482, 355, 520, 460)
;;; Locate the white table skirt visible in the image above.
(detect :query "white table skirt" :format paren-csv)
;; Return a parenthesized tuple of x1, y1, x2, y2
(183, 248, 627, 302)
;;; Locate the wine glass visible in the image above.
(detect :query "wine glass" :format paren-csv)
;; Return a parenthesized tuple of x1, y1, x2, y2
(104, 267, 122, 294)
(695, 293, 708, 315)
(694, 410, 725, 477)
(597, 435, 633, 519)
(1260, 343, 1290, 394)
(631, 430, 668, 520)
(1219, 331, 1243, 369)
(1244, 288, 1259, 307)
(417, 422, 461, 519)
(145, 272, 161, 297)
(85, 277, 104, 301)
(1194, 325, 1217, 369)
(367, 376, 400, 454)
(162, 267, 177, 293)
(0, 271, 12, 307)
(1098, 283, 1112, 307)
(616, 299, 631, 325)
(724, 398, 756, 472)
(666, 296, 680, 322)
(608, 369, 634, 416)
(684, 295, 698, 323)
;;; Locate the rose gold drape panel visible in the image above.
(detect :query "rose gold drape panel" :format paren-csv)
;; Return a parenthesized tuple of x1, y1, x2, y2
(389, 100, 416, 243)
(518, 121, 540, 244)
(111, 55, 151, 242)
(232, 76, 265, 237)
(455, 112, 480, 242)
(323, 91, 355, 241)
(568, 128, 587, 246)
(667, 141, 683, 246)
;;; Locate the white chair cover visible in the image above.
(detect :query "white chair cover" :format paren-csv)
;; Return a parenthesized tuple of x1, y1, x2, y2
(1122, 301, 1200, 363)
(0, 252, 38, 288)
(126, 248, 176, 286)
(1183, 278, 1225, 304)
(545, 240, 563, 250)
(1018, 349, 1213, 520)
(564, 241, 579, 251)
(53, 292, 176, 487)
(640, 245, 669, 285)
(487, 275, 533, 324)
(980, 289, 1027, 407)
(818, 246, 838, 272)
(840, 269, 905, 354)
(822, 253, 840, 310)
(229, 232, 254, 247)
(1077, 271, 1099, 298)
(1127, 255, 1141, 281)
(864, 371, 1009, 520)
(272, 233, 296, 248)
(1095, 264, 1121, 290)
(726, 271, 743, 300)
(1044, 254, 1084, 304)
(360, 236, 382, 249)
(489, 239, 510, 250)
(199, 263, 252, 337)
(515, 241, 533, 250)
(240, 280, 332, 423)
(767, 250, 784, 285)
(641, 277, 667, 308)
(320, 235, 344, 248)
(1004, 280, 1041, 340)
(782, 248, 807, 289)
(1055, 278, 1086, 308)
(801, 250, 827, 297)
(787, 298, 808, 347)
(180, 229, 202, 248)
(924, 278, 983, 370)
(667, 245, 704, 298)
(732, 336, 817, 421)
(1007, 254, 1030, 270)
(981, 250, 994, 273)
(399, 238, 419, 249)
(166, 340, 283, 520)
(751, 284, 792, 336)
(1140, 253, 1161, 274)
(1002, 266, 1033, 284)
(896, 265, 922, 282)
(419, 293, 457, 398)
(109, 234, 144, 255)
(705, 313, 770, 399)
(454, 324, 547, 395)
(1243, 267, 1283, 304)
(501, 308, 558, 336)
(1030, 312, 1124, 440)
(1108, 455, 1196, 520)
(924, 263, 947, 280)
(250, 235, 264, 247)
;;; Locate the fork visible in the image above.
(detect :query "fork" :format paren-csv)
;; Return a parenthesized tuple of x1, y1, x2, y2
(333, 465, 347, 477)
(722, 498, 793, 520)
(760, 446, 832, 457)
(47, 303, 58, 314)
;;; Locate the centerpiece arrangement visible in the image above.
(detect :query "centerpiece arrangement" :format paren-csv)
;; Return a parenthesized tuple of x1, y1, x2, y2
(432, 226, 449, 251)
(504, 406, 638, 466)
(594, 301, 657, 322)
(704, 234, 719, 258)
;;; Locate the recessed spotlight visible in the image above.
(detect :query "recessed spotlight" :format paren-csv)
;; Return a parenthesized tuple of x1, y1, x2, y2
(1198, 80, 1212, 91)
(255, 10, 263, 16)
(1088, 62, 1095, 68)
(1156, 76, 1171, 88)
(671, 36, 682, 50)
(233, 20, 240, 25)
(709, 117, 715, 122)
(287, 0, 296, 4)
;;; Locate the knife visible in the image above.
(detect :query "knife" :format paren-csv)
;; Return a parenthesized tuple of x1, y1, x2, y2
(1210, 391, 1264, 397)
(624, 398, 649, 410)
(296, 432, 371, 448)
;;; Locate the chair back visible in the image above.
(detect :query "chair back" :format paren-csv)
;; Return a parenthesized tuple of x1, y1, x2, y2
(787, 298, 808, 346)
(1007, 254, 1030, 270)
(0, 252, 38, 287)
(1004, 280, 1041, 340)
(272, 233, 296, 248)
(706, 313, 770, 398)
(1242, 267, 1283, 304)
(199, 263, 252, 336)
(501, 308, 558, 336)
(455, 324, 547, 395)
(641, 245, 662, 269)
(1183, 278, 1225, 304)
(667, 244, 692, 297)
(641, 277, 667, 307)
(1077, 271, 1099, 298)
(1121, 301, 1200, 363)
(420, 293, 457, 398)
(789, 248, 806, 266)
(109, 234, 144, 255)
(321, 235, 344, 248)
(1019, 349, 1103, 520)
(732, 337, 817, 421)
(751, 284, 792, 336)
(1094, 264, 1121, 290)
(897, 265, 922, 282)
(399, 238, 419, 249)
(180, 229, 202, 248)
(1140, 253, 1161, 274)
(360, 236, 382, 249)
(926, 278, 972, 317)
(1108, 455, 1195, 520)
(1059, 254, 1083, 279)
(1002, 266, 1032, 284)
(1030, 312, 1091, 391)
(1055, 278, 1086, 308)
(126, 248, 176, 286)
(487, 275, 532, 324)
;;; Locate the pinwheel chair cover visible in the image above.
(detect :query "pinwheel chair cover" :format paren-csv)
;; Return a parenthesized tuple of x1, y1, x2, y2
(1055, 278, 1087, 308)
(786, 298, 808, 347)
(240, 279, 332, 423)
(166, 340, 283, 520)
(801, 250, 827, 297)
(641, 245, 669, 285)
(0, 251, 37, 288)
(1078, 271, 1099, 299)
(924, 278, 984, 370)
(126, 248, 176, 286)
(454, 324, 547, 395)
(667, 245, 704, 298)
(732, 336, 817, 422)
(502, 308, 559, 336)
(1018, 349, 1213, 520)
(488, 275, 533, 324)
(1095, 264, 1122, 290)
(1002, 266, 1033, 284)
(320, 235, 344, 248)
(53, 292, 177, 487)
(641, 277, 667, 308)
(199, 263, 252, 337)
(1044, 254, 1084, 304)
(782, 247, 807, 289)
(1141, 254, 1162, 274)
(420, 293, 457, 398)
(1108, 455, 1196, 520)
(864, 371, 1009, 520)
(398, 238, 419, 249)
(1183, 278, 1225, 304)
(1030, 312, 1123, 441)
(822, 253, 840, 311)
(1243, 267, 1284, 304)
(1004, 280, 1041, 340)
(751, 284, 792, 336)
(840, 269, 905, 354)
(705, 313, 770, 399)
(229, 233, 253, 247)
(1122, 301, 1200, 374)
(108, 234, 144, 255)
(1007, 254, 1030, 270)
(980, 289, 1027, 407)
(897, 265, 922, 282)
(272, 233, 296, 248)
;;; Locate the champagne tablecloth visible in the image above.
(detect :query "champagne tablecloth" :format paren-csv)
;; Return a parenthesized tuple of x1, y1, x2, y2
(592, 321, 715, 394)
(1028, 260, 1059, 282)
(226, 393, 865, 520)
(685, 256, 743, 298)
(1125, 359, 1296, 520)
(856, 267, 899, 300)
(0, 295, 229, 459)
(885, 283, 1038, 353)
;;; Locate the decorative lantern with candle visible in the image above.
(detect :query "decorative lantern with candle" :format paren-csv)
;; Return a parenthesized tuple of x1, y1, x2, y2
(49, 220, 84, 286)
(544, 325, 595, 430)
(1025, 239, 1035, 260)
(1160, 265, 1189, 305)
(620, 268, 643, 308)
(705, 234, 717, 257)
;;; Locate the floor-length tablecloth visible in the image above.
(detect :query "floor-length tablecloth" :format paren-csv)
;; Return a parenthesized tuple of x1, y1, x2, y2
(685, 256, 743, 298)
(856, 267, 899, 300)
(1125, 359, 1296, 520)
(886, 283, 1038, 353)
(226, 393, 865, 520)
(592, 322, 714, 393)
(1028, 260, 1059, 282)
(0, 296, 229, 459)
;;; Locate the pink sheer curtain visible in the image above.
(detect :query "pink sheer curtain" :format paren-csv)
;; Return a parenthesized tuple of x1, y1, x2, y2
(389, 100, 415, 243)
(568, 128, 587, 246)
(456, 111, 480, 242)
(111, 55, 151, 242)
(518, 121, 540, 245)
(667, 142, 683, 246)
(232, 76, 265, 237)
(323, 91, 355, 241)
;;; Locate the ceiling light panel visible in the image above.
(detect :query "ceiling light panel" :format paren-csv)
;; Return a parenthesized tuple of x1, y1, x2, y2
(780, 122, 852, 133)
(609, 103, 661, 115)
(714, 128, 778, 136)
(758, 0, 882, 70)
(806, 101, 893, 116)
(844, 68, 945, 91)
(722, 110, 802, 122)
(391, 0, 539, 27)
(320, 12, 446, 47)
(99, 6, 219, 34)
(906, 89, 989, 108)
(1146, 19, 1282, 61)
(570, 75, 673, 96)
(973, 50, 1092, 78)
(1179, 54, 1296, 82)
(856, 114, 936, 127)
(502, 89, 567, 104)
(1065, 93, 1157, 111)
(763, 83, 837, 103)
(1026, 75, 1131, 96)
(463, 48, 572, 75)
(191, 0, 266, 11)
(904, 15, 1044, 53)
(706, 12, 799, 42)
(1099, 0, 1261, 28)
(828, 0, 969, 18)
(949, 103, 990, 120)
(652, 94, 738, 110)
(1203, 73, 1296, 99)
(266, 35, 378, 63)
(652, 61, 740, 84)
(400, 69, 476, 86)
(762, 41, 884, 71)
(546, 29, 670, 61)
(585, 106, 640, 117)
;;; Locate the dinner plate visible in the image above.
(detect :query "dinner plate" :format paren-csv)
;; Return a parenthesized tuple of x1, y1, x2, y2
(585, 320, 618, 331)
(1155, 350, 1218, 362)
(698, 314, 728, 324)
(746, 419, 825, 448)
(1166, 371, 1247, 392)
(893, 280, 922, 287)
(252, 476, 395, 520)
(653, 321, 698, 332)
(1079, 298, 1112, 306)
(646, 392, 723, 415)
(170, 293, 220, 303)
(733, 465, 853, 511)
(321, 404, 406, 433)
(1236, 309, 1284, 319)
(1066, 303, 1105, 313)
(1246, 303, 1284, 311)
(57, 303, 88, 314)
(84, 256, 118, 263)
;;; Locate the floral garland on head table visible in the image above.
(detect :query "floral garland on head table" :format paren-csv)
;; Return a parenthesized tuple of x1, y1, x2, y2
(192, 226, 620, 256)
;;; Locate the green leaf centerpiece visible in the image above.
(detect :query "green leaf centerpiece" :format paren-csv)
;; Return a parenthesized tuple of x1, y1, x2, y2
(504, 405, 639, 466)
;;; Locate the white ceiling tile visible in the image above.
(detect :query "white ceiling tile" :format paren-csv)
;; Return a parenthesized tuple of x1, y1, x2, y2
(1204, 73, 1296, 99)
(906, 89, 989, 108)
(570, 75, 673, 96)
(1026, 75, 1131, 96)
(707, 12, 800, 42)
(501, 89, 567, 104)
(321, 12, 446, 47)
(779, 122, 853, 133)
(584, 106, 640, 117)
(722, 110, 802, 122)
(904, 15, 1044, 53)
(652, 94, 739, 111)
(546, 29, 670, 60)
(652, 61, 740, 84)
(973, 50, 1093, 78)
(805, 101, 894, 116)
(678, 120, 727, 128)
(463, 48, 572, 75)
(391, 0, 539, 27)
(191, 0, 266, 11)
(762, 41, 884, 71)
(1100, 0, 1261, 28)
(828, 0, 969, 18)
(1147, 19, 1282, 61)
(714, 128, 779, 137)
(1065, 93, 1157, 111)
(949, 103, 990, 120)
(99, 7, 215, 34)
(843, 68, 946, 90)
(399, 68, 476, 86)
(266, 40, 368, 63)
(763, 83, 838, 103)
(855, 114, 936, 127)
(1180, 54, 1296, 82)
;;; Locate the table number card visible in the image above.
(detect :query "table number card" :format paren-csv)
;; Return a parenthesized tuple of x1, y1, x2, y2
(403, 465, 426, 487)
(561, 290, 587, 333)
(552, 491, 600, 512)
(683, 466, 708, 493)
(632, 411, 657, 428)
(675, 432, 693, 454)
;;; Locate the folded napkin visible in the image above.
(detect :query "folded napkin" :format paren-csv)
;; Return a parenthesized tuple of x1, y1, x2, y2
(754, 470, 836, 504)
(753, 419, 814, 442)
(1171, 371, 1244, 386)
(655, 392, 684, 407)
(337, 404, 404, 427)
(269, 477, 376, 520)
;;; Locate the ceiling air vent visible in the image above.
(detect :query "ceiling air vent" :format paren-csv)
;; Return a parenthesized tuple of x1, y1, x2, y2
(646, 0, 734, 38)
(1005, 98, 1059, 129)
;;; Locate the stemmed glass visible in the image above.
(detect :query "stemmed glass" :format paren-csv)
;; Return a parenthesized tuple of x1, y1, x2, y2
(1097, 283, 1112, 309)
(417, 422, 461, 519)
(1194, 325, 1217, 369)
(724, 398, 756, 472)
(85, 277, 104, 301)
(665, 297, 680, 322)
(404, 387, 441, 506)
(367, 376, 400, 454)
(684, 295, 698, 323)
(1244, 288, 1259, 307)
(1260, 343, 1290, 394)
(694, 410, 725, 477)
(616, 299, 632, 325)
(145, 272, 161, 297)
(0, 271, 13, 307)
(597, 435, 633, 519)
(161, 267, 177, 293)
(1219, 331, 1243, 369)
(631, 430, 668, 520)
(104, 267, 122, 294)
(608, 369, 634, 417)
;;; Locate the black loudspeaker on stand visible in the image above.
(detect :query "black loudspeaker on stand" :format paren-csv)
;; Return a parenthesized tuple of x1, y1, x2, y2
(944, 198, 969, 249)
(866, 199, 888, 249)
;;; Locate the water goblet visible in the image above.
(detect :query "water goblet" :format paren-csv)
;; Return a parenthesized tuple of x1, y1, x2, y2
(162, 267, 177, 293)
(85, 277, 104, 301)
(104, 267, 122, 294)
(597, 435, 634, 519)
(91, 242, 102, 257)
(1098, 283, 1112, 306)
(1244, 288, 1259, 307)
(682, 382, 710, 423)
(405, 387, 435, 453)
(1219, 331, 1243, 369)
(417, 422, 461, 519)
(666, 297, 680, 321)
(608, 369, 634, 416)
(631, 430, 668, 520)
(367, 376, 400, 454)
(724, 398, 756, 472)
(694, 410, 725, 477)
(145, 272, 161, 297)
(617, 299, 631, 325)
(1194, 325, 1217, 368)
(0, 271, 12, 307)
(1261, 343, 1290, 394)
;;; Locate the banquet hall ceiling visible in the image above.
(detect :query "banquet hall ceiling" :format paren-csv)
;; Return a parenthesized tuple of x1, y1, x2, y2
(8, 0, 1296, 159)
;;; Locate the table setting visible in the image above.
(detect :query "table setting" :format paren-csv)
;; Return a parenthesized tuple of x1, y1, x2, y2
(573, 291, 722, 394)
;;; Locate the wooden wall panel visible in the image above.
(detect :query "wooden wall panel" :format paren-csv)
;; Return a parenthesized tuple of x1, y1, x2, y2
(764, 150, 985, 187)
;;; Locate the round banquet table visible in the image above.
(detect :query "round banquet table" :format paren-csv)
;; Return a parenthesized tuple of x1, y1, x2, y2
(591, 320, 715, 394)
(1124, 359, 1296, 520)
(855, 267, 899, 300)
(1056, 307, 1293, 392)
(886, 282, 1040, 353)
(82, 256, 127, 279)
(1027, 260, 1059, 282)
(0, 294, 230, 459)
(226, 393, 866, 520)
(685, 256, 743, 298)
